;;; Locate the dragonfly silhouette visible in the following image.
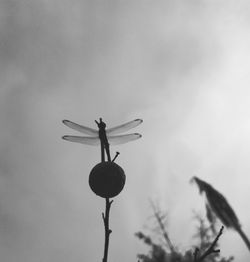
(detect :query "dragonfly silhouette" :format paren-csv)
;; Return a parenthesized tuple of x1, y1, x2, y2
(62, 118, 142, 162)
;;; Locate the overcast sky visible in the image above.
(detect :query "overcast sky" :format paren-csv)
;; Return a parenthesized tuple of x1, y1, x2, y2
(1, 0, 250, 261)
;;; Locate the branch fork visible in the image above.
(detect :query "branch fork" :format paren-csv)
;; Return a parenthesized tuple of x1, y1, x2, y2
(194, 225, 224, 262)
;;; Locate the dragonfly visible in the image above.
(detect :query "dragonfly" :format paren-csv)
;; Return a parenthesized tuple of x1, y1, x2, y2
(62, 118, 142, 162)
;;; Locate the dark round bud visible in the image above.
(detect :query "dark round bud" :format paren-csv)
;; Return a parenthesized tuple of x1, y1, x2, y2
(89, 162, 126, 198)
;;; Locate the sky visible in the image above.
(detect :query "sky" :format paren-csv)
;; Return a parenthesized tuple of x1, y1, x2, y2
(0, 0, 250, 261)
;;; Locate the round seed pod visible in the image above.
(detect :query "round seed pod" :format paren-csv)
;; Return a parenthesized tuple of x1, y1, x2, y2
(89, 162, 126, 198)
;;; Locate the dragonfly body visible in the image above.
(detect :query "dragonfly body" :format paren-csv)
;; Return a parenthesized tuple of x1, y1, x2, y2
(95, 118, 111, 161)
(62, 118, 142, 162)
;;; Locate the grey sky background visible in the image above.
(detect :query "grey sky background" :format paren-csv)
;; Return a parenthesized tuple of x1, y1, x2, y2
(1, 0, 250, 261)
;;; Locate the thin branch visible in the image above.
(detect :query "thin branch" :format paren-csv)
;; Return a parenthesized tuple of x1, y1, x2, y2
(149, 200, 175, 253)
(194, 226, 224, 262)
(112, 152, 120, 162)
(102, 198, 113, 262)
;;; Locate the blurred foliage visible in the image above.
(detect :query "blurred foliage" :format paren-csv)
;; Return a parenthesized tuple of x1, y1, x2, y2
(135, 203, 234, 262)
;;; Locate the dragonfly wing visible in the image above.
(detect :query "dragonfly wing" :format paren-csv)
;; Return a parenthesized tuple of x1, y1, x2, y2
(106, 119, 143, 135)
(62, 120, 98, 135)
(62, 135, 100, 145)
(108, 133, 142, 145)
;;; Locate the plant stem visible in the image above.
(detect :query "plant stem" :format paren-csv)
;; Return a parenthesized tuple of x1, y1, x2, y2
(149, 200, 175, 253)
(237, 226, 250, 251)
(102, 198, 113, 262)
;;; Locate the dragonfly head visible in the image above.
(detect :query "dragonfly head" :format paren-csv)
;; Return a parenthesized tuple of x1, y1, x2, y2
(95, 118, 106, 129)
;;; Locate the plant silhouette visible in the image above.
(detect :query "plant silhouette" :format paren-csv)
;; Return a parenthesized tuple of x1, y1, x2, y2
(192, 176, 250, 252)
(135, 201, 234, 262)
